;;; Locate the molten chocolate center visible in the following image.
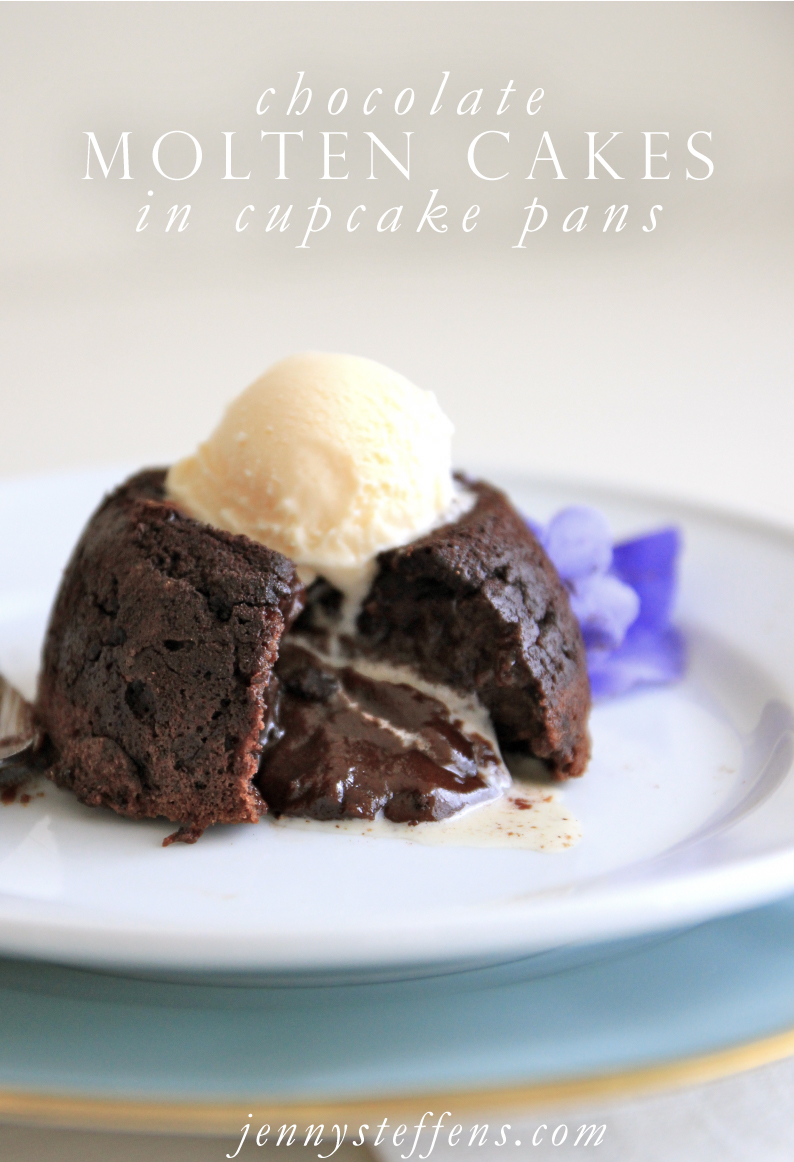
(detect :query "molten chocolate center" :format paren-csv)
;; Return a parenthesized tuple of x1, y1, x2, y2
(257, 642, 505, 823)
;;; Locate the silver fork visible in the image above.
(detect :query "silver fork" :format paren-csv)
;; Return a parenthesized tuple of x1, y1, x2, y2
(0, 674, 36, 766)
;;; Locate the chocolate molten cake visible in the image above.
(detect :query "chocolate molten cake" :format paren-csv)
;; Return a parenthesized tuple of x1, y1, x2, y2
(35, 354, 590, 842)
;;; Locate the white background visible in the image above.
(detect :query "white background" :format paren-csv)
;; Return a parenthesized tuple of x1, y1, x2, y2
(2, 2, 793, 524)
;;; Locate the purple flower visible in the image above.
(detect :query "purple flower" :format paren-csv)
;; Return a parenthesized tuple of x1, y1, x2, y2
(539, 507, 640, 651)
(590, 527, 686, 698)
(542, 507, 613, 580)
(568, 572, 641, 653)
(587, 623, 686, 699)
(534, 508, 686, 699)
(612, 528, 681, 632)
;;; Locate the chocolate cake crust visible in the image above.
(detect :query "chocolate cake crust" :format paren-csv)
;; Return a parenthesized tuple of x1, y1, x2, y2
(353, 478, 591, 779)
(36, 470, 304, 841)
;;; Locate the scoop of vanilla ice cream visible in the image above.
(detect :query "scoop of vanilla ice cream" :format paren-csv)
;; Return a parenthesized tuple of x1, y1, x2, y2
(166, 353, 455, 575)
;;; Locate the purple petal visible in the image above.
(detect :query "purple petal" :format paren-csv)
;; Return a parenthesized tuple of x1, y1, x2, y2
(612, 528, 681, 632)
(588, 624, 687, 699)
(541, 507, 613, 581)
(526, 504, 685, 699)
(569, 572, 641, 652)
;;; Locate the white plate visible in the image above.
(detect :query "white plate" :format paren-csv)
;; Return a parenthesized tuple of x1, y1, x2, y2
(1, 467, 794, 975)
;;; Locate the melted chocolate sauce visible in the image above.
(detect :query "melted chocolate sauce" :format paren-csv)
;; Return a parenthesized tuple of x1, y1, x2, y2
(257, 643, 505, 823)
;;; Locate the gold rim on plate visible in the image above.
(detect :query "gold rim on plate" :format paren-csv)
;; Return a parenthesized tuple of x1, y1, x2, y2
(2, 1025, 794, 1134)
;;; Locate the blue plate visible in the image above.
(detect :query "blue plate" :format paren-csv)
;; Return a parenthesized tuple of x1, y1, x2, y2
(2, 895, 794, 1132)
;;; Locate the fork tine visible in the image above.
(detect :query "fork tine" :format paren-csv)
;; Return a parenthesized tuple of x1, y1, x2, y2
(0, 675, 35, 763)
